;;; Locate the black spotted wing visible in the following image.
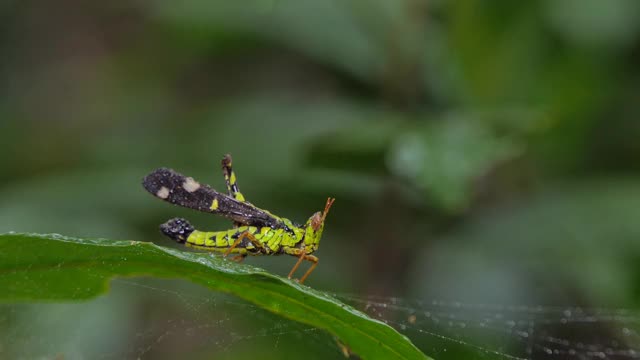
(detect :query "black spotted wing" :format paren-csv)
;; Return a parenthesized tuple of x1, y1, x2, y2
(142, 168, 285, 229)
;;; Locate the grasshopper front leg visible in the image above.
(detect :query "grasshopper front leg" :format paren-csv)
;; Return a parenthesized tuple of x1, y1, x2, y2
(287, 249, 319, 284)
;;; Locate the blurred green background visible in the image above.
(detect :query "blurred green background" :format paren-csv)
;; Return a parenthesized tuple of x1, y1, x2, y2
(2, 0, 640, 359)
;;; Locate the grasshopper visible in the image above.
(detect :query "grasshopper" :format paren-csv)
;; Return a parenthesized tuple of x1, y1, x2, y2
(142, 154, 334, 283)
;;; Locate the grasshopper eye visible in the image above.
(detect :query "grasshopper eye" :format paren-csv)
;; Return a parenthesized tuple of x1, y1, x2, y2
(310, 212, 323, 231)
(310, 197, 335, 231)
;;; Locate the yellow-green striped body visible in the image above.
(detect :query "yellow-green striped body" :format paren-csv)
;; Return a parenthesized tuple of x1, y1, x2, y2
(185, 222, 305, 256)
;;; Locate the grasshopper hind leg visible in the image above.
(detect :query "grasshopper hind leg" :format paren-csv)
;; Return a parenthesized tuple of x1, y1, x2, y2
(222, 154, 247, 228)
(221, 154, 246, 202)
(224, 231, 265, 257)
(230, 254, 247, 262)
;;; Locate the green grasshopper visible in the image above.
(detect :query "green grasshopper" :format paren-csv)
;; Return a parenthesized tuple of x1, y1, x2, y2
(142, 154, 335, 283)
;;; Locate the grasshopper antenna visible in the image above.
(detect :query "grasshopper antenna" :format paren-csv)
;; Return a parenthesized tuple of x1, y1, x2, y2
(321, 197, 335, 224)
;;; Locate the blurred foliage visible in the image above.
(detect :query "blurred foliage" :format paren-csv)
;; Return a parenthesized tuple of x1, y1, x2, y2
(1, 0, 640, 358)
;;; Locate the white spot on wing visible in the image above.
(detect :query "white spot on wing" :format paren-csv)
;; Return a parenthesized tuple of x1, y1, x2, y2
(183, 177, 201, 193)
(157, 186, 170, 199)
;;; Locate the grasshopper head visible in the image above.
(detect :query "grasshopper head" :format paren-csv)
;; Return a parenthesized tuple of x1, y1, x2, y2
(303, 198, 335, 252)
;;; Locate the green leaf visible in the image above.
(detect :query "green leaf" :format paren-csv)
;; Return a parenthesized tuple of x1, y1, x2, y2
(0, 232, 430, 360)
